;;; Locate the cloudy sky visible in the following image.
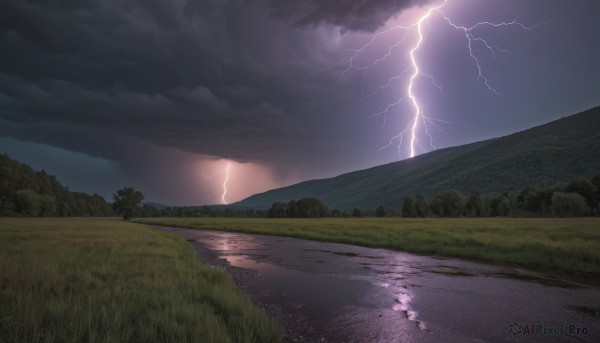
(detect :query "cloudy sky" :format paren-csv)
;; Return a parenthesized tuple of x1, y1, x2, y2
(1, 0, 598, 205)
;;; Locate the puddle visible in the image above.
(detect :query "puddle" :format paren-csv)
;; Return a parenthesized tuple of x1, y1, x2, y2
(224, 255, 373, 321)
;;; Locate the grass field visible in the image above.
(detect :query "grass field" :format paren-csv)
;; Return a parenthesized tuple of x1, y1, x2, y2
(0, 218, 282, 343)
(135, 217, 600, 276)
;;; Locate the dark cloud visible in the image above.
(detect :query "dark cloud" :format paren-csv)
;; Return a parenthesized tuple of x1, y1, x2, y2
(0, 0, 357, 168)
(0, 0, 598, 204)
(264, 0, 433, 32)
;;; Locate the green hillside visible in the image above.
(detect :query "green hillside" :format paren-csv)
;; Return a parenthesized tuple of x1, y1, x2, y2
(0, 154, 114, 217)
(236, 106, 600, 210)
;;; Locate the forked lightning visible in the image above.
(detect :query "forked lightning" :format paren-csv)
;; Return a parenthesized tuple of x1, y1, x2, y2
(344, 0, 545, 158)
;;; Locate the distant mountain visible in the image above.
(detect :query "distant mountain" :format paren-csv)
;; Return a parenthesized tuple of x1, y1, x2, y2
(235, 106, 600, 210)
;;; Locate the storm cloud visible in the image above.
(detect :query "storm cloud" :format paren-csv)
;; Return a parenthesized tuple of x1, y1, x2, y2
(0, 0, 338, 162)
(264, 0, 434, 32)
(1, 0, 598, 204)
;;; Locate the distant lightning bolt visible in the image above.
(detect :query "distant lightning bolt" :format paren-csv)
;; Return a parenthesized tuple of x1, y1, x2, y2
(201, 161, 233, 205)
(344, 0, 546, 159)
(221, 161, 231, 205)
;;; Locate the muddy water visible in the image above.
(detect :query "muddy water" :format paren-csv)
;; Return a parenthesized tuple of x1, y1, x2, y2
(159, 227, 599, 342)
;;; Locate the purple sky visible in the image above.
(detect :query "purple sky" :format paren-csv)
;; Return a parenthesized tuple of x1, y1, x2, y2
(1, 0, 599, 205)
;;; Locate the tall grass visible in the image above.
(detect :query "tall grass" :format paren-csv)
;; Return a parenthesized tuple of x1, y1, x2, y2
(135, 217, 600, 275)
(0, 218, 282, 343)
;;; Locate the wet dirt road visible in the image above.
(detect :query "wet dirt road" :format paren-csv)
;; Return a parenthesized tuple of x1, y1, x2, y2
(158, 227, 599, 342)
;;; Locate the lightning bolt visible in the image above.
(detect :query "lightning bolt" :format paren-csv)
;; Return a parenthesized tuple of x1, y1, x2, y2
(201, 161, 233, 205)
(407, 3, 445, 158)
(221, 161, 231, 205)
(345, 0, 546, 159)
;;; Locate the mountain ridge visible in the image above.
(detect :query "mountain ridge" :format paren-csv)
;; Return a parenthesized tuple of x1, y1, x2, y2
(235, 106, 600, 210)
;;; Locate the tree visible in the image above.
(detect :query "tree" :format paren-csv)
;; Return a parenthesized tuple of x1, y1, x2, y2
(564, 178, 597, 208)
(402, 196, 417, 218)
(15, 189, 40, 217)
(551, 192, 588, 217)
(537, 185, 562, 214)
(496, 196, 511, 216)
(57, 201, 71, 217)
(430, 197, 443, 217)
(276, 198, 329, 218)
(267, 202, 288, 218)
(415, 193, 429, 218)
(112, 187, 145, 220)
(296, 198, 330, 218)
(519, 186, 542, 213)
(223, 207, 236, 218)
(286, 200, 301, 218)
(140, 204, 159, 217)
(429, 190, 467, 217)
(39, 194, 57, 217)
(375, 205, 385, 218)
(503, 190, 518, 214)
(333, 210, 350, 218)
(352, 208, 363, 218)
(467, 192, 489, 217)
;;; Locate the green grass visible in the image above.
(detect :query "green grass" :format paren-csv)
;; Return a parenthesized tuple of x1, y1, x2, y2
(135, 217, 600, 276)
(0, 218, 282, 343)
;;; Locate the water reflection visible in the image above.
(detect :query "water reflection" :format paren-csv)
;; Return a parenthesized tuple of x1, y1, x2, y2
(225, 254, 376, 322)
(162, 227, 600, 343)
(196, 232, 267, 251)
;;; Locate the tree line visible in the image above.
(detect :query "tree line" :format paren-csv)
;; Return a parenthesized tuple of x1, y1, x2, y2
(3, 153, 599, 219)
(0, 153, 264, 219)
(137, 205, 268, 219)
(398, 172, 600, 218)
(1, 154, 113, 217)
(267, 198, 330, 218)
(261, 172, 600, 219)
